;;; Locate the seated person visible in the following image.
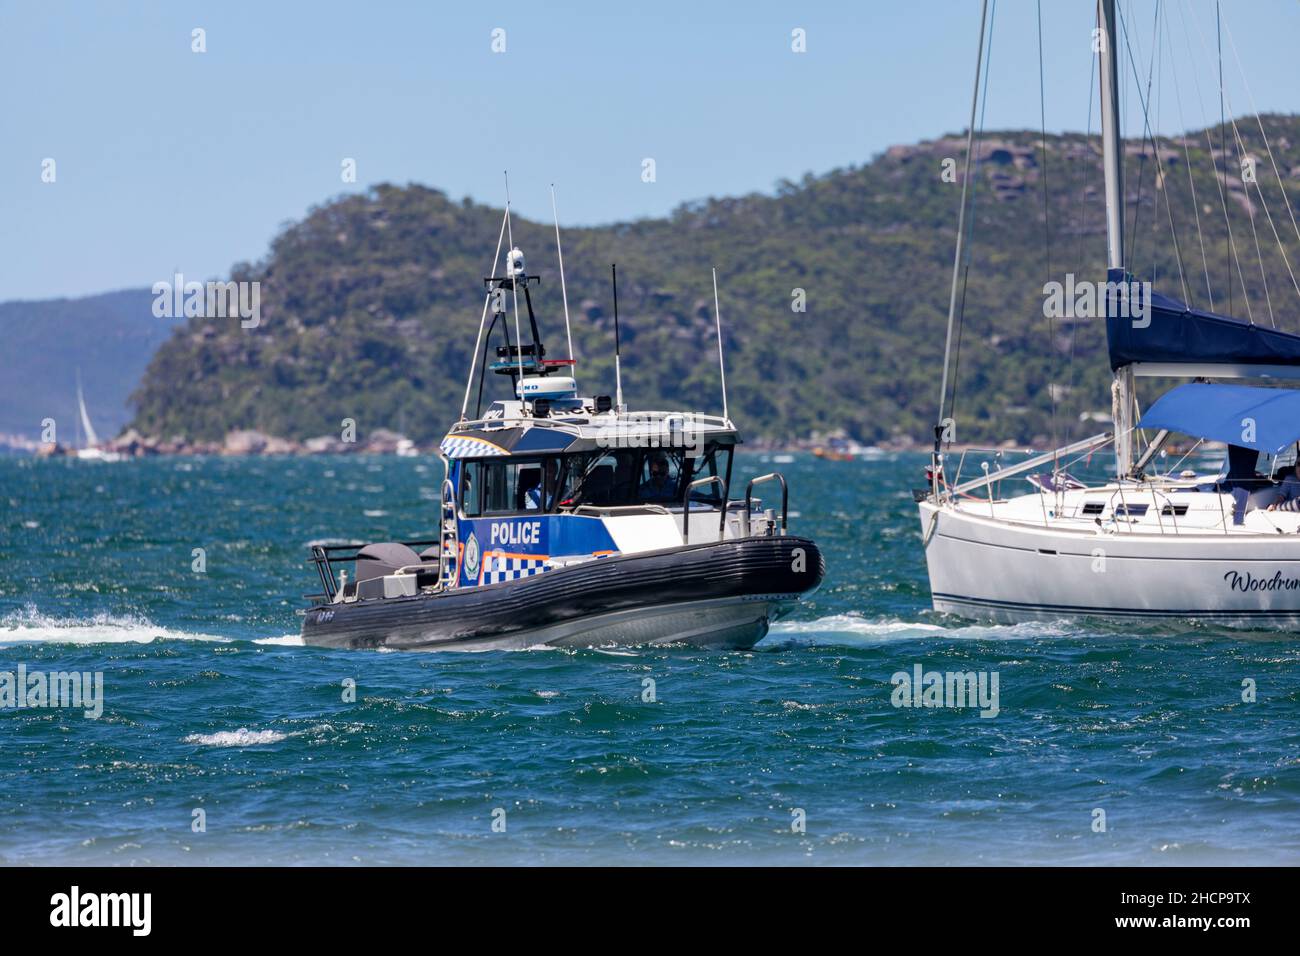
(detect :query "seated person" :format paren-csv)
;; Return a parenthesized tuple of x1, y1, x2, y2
(638, 454, 678, 501)
(1267, 463, 1300, 512)
(525, 460, 558, 511)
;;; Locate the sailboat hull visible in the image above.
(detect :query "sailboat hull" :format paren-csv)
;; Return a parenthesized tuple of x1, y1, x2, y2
(919, 501, 1300, 629)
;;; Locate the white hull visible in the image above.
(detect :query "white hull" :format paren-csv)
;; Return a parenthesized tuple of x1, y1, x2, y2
(919, 499, 1300, 629)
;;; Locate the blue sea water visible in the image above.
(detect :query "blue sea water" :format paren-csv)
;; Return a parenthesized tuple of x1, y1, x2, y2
(1, 452, 1298, 866)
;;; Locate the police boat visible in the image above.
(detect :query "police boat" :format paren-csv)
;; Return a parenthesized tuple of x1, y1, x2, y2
(300, 228, 823, 651)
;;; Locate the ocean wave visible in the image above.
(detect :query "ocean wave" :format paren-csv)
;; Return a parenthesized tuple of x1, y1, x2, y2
(0, 606, 226, 646)
(182, 728, 288, 747)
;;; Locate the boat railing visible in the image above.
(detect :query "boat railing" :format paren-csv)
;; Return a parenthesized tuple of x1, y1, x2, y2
(439, 478, 458, 589)
(682, 476, 728, 543)
(744, 473, 788, 537)
(448, 409, 736, 434)
(946, 432, 1113, 501)
(572, 503, 674, 519)
(308, 538, 442, 603)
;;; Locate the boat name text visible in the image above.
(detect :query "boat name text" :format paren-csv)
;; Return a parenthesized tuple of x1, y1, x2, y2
(1223, 570, 1300, 592)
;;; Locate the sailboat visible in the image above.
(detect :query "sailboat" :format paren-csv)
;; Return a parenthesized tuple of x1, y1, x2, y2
(918, 0, 1300, 627)
(74, 372, 123, 462)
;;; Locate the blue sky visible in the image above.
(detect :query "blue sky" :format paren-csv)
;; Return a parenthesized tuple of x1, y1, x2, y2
(2, 0, 1298, 301)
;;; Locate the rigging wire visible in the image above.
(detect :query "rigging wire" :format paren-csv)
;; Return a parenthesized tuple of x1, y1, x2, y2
(1062, 39, 1096, 452)
(1152, 2, 1191, 304)
(937, 0, 991, 444)
(1116, 0, 1187, 291)
(1229, 120, 1276, 326)
(1209, 17, 1300, 312)
(946, 0, 998, 441)
(1218, 2, 1230, 316)
(1035, 0, 1060, 463)
(1174, 0, 1254, 322)
(1163, 15, 1214, 310)
(1221, 18, 1300, 252)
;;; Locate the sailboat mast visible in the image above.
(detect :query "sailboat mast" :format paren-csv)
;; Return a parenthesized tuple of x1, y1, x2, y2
(1097, 0, 1134, 477)
(1098, 0, 1124, 273)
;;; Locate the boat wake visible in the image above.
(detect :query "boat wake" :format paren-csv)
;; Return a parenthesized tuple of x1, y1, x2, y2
(0, 606, 299, 647)
(767, 613, 1079, 646)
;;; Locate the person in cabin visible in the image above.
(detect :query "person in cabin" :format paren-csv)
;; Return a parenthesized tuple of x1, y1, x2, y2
(526, 460, 558, 511)
(639, 453, 678, 501)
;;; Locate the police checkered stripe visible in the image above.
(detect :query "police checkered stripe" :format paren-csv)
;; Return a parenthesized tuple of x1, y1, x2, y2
(481, 555, 546, 585)
(440, 435, 508, 458)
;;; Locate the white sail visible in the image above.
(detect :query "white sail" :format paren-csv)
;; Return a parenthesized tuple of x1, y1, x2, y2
(76, 376, 100, 448)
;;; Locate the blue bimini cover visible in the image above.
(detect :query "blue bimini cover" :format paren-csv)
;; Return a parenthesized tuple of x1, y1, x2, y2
(1138, 382, 1300, 453)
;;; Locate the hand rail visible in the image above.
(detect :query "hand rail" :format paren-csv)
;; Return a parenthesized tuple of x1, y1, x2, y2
(439, 478, 458, 589)
(947, 432, 1112, 498)
(573, 503, 672, 517)
(682, 475, 727, 543)
(744, 472, 788, 536)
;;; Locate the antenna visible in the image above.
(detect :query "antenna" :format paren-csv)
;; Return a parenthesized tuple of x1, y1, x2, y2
(711, 267, 729, 423)
(610, 263, 624, 411)
(460, 206, 510, 420)
(550, 184, 575, 366)
(503, 172, 525, 392)
(501, 176, 527, 403)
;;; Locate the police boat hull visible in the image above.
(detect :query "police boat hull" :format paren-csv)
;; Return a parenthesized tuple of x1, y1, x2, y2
(300, 536, 823, 652)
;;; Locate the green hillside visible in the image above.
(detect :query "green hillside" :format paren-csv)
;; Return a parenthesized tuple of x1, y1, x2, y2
(128, 114, 1300, 447)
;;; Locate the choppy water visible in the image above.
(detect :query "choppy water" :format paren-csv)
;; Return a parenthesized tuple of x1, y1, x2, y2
(2, 453, 1298, 865)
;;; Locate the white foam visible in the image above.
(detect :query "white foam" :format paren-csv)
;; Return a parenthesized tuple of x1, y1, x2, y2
(182, 728, 288, 747)
(252, 634, 305, 646)
(0, 607, 226, 646)
(769, 613, 1075, 644)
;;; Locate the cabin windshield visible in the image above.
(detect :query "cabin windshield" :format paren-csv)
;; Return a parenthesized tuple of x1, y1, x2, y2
(458, 443, 733, 516)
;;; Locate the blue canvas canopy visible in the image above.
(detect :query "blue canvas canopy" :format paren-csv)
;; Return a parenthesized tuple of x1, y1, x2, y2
(1138, 383, 1300, 453)
(1105, 270, 1300, 373)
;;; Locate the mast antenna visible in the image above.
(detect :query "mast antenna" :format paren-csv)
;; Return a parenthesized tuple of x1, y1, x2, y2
(610, 264, 624, 411)
(550, 185, 575, 367)
(504, 171, 525, 393)
(711, 267, 729, 423)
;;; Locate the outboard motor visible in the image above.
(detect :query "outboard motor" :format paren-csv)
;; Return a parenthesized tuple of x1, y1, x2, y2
(355, 543, 422, 582)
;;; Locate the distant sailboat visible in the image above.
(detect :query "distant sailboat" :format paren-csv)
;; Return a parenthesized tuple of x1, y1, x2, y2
(74, 371, 122, 462)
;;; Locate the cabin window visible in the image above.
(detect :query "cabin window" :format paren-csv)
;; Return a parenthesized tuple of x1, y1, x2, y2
(681, 445, 733, 504)
(1081, 502, 1105, 516)
(461, 457, 560, 516)
(1114, 503, 1148, 517)
(638, 452, 682, 502)
(459, 443, 736, 514)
